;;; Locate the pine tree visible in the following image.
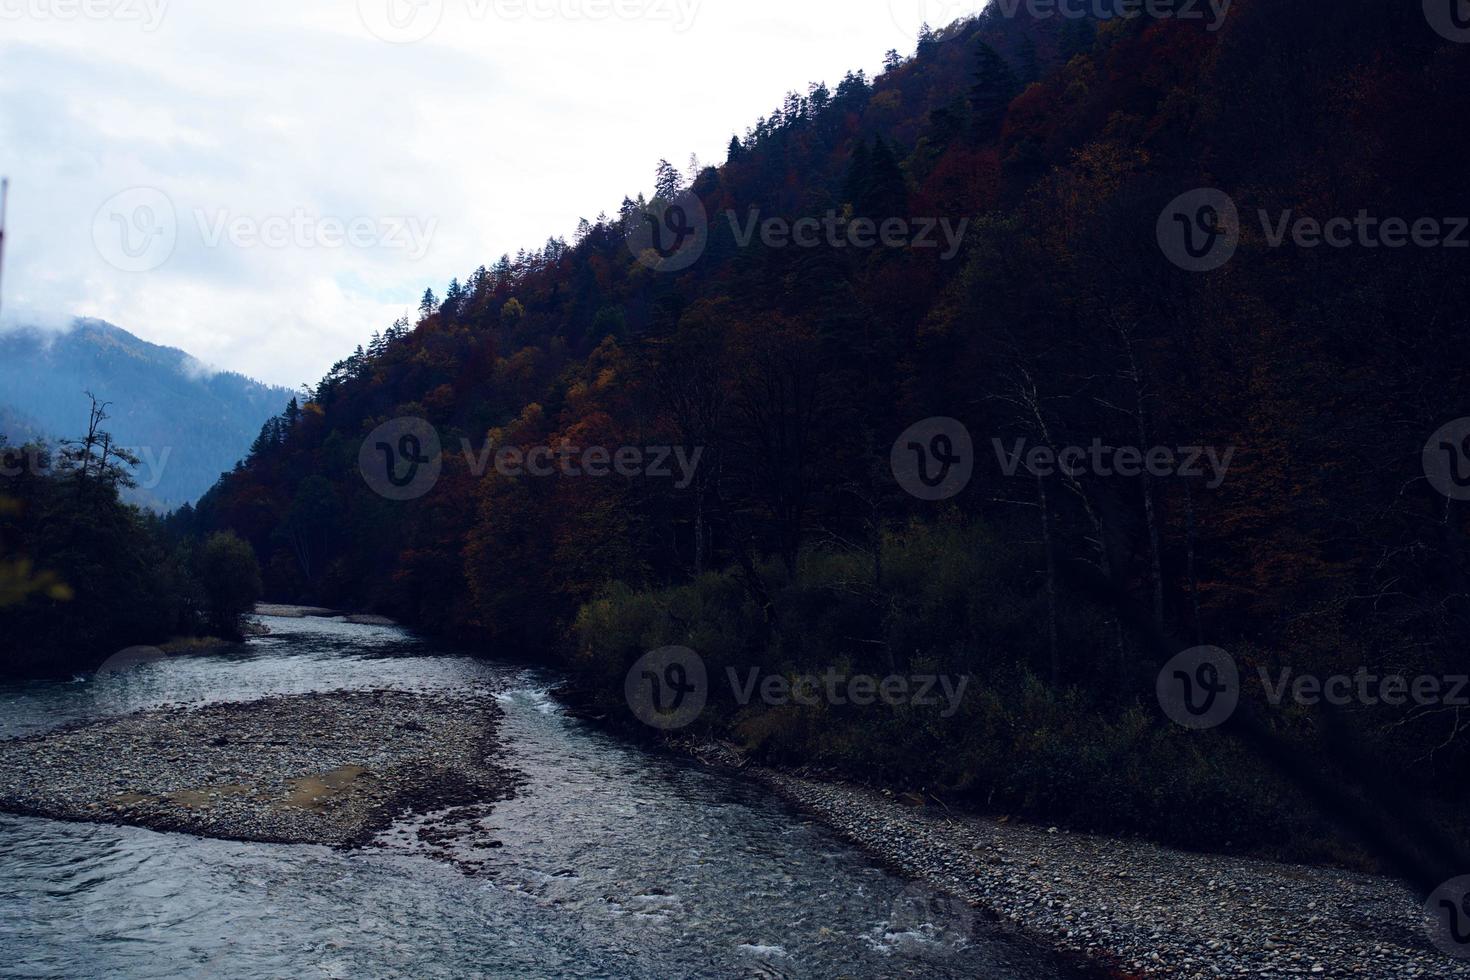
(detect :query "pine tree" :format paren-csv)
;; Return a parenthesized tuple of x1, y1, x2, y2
(864, 137, 906, 217)
(917, 22, 938, 57)
(842, 140, 871, 211)
(654, 159, 683, 201)
(971, 41, 1019, 139)
(1018, 35, 1040, 86)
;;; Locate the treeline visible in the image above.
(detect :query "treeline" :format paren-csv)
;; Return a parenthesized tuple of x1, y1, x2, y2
(0, 397, 261, 677)
(195, 0, 1470, 861)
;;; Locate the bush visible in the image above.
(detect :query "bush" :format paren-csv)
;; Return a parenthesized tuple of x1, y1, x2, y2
(571, 516, 1344, 861)
(196, 531, 263, 639)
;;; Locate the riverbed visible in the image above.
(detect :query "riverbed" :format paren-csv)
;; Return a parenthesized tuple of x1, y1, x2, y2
(0, 613, 1078, 979)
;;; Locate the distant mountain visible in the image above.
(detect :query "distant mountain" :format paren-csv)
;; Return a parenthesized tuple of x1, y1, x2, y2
(0, 319, 295, 510)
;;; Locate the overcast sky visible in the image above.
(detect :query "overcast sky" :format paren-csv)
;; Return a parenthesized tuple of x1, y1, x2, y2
(0, 0, 980, 387)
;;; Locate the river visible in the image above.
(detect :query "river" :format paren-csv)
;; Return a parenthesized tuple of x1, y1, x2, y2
(0, 614, 1069, 979)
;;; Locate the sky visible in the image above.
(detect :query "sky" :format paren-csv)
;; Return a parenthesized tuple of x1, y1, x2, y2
(0, 0, 985, 387)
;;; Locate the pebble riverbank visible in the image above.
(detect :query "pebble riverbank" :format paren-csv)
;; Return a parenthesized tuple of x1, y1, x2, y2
(751, 769, 1470, 978)
(0, 689, 519, 848)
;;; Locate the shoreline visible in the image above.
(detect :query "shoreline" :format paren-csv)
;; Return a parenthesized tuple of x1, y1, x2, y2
(254, 603, 399, 626)
(553, 683, 1467, 976)
(731, 759, 1464, 978)
(8, 640, 1461, 976)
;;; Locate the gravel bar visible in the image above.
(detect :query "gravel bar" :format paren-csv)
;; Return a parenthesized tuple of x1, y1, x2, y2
(755, 770, 1469, 978)
(0, 689, 518, 848)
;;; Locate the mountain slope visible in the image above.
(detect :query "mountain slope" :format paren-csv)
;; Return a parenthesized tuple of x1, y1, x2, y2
(0, 320, 295, 509)
(193, 0, 1470, 860)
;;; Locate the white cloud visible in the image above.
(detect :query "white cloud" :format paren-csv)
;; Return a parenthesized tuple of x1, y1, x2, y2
(0, 0, 932, 385)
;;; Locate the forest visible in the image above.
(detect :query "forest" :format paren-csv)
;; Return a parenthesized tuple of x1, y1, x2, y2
(165, 0, 1470, 863)
(1, 396, 261, 675)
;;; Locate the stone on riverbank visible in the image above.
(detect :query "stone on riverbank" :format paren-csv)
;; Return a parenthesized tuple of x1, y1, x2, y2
(760, 772, 1470, 979)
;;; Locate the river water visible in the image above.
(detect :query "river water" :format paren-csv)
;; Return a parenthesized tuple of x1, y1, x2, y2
(0, 614, 1066, 979)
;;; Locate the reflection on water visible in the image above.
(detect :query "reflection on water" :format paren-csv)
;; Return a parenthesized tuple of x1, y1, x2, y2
(0, 615, 1064, 978)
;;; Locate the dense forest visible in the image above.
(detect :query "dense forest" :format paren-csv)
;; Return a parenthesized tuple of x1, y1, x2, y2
(185, 0, 1470, 862)
(0, 396, 262, 676)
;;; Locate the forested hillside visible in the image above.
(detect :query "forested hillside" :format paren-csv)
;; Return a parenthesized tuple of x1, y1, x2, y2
(0, 320, 295, 509)
(192, 0, 1470, 860)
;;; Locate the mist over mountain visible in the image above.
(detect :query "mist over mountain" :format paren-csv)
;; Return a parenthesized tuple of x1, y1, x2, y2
(0, 319, 295, 510)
